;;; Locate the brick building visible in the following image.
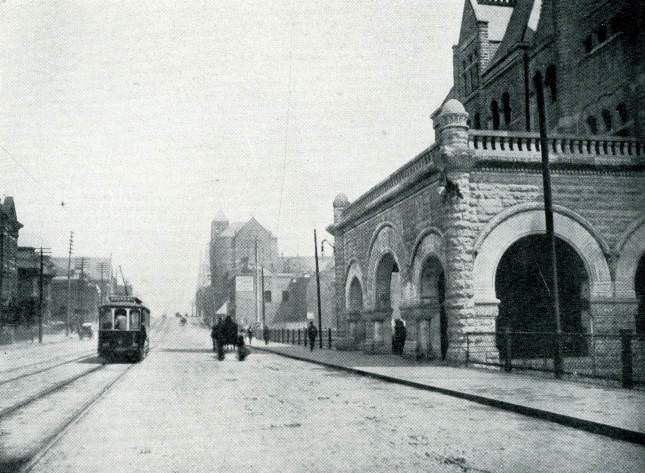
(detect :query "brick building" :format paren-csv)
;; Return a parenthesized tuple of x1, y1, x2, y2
(0, 197, 22, 309)
(16, 247, 56, 322)
(328, 0, 644, 362)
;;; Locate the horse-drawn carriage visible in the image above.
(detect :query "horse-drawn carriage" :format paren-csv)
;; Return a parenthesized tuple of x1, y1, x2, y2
(210, 316, 248, 360)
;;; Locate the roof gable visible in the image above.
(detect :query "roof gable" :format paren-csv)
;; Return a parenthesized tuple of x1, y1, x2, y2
(486, 0, 541, 69)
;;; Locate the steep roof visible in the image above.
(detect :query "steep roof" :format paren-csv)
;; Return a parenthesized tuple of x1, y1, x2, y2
(0, 197, 22, 228)
(486, 0, 541, 69)
(468, 0, 515, 42)
(218, 222, 246, 237)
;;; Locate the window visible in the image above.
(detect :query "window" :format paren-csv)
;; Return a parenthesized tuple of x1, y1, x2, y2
(240, 256, 249, 270)
(601, 109, 612, 131)
(129, 309, 141, 330)
(597, 24, 607, 43)
(586, 116, 598, 134)
(491, 100, 500, 130)
(474, 113, 481, 129)
(264, 290, 272, 303)
(502, 92, 512, 126)
(583, 35, 593, 53)
(616, 103, 628, 124)
(545, 65, 557, 102)
(282, 290, 289, 302)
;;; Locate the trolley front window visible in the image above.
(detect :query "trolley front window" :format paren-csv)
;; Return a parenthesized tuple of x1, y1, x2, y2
(129, 309, 141, 330)
(100, 308, 113, 330)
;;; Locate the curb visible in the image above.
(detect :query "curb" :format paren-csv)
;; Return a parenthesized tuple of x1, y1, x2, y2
(252, 345, 645, 446)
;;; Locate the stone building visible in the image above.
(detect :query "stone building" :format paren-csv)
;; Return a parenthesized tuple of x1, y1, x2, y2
(0, 197, 22, 309)
(208, 212, 278, 316)
(328, 0, 644, 362)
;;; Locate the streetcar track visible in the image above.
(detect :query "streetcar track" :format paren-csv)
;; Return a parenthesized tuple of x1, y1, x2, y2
(0, 351, 97, 386)
(0, 347, 96, 375)
(16, 318, 172, 473)
(0, 364, 106, 420)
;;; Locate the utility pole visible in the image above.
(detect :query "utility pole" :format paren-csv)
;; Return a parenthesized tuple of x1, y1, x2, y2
(37, 246, 51, 344)
(533, 71, 563, 378)
(97, 261, 109, 304)
(77, 257, 85, 329)
(260, 266, 266, 329)
(254, 238, 259, 326)
(314, 229, 323, 348)
(66, 231, 74, 336)
(0, 213, 5, 325)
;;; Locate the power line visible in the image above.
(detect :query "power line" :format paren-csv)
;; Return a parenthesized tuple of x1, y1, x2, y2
(0, 144, 63, 204)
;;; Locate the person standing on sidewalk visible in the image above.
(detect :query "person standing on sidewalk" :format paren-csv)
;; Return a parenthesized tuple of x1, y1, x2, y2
(263, 325, 269, 345)
(307, 321, 318, 351)
(247, 327, 253, 345)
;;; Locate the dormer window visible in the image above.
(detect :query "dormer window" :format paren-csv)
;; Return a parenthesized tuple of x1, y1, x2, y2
(616, 103, 628, 124)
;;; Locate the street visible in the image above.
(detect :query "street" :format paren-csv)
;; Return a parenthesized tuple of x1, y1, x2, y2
(0, 319, 642, 473)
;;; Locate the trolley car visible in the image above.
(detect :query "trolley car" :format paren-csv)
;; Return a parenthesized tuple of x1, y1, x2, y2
(98, 295, 150, 362)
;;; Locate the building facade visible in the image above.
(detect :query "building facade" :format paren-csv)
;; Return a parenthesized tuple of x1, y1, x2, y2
(0, 197, 22, 309)
(329, 0, 644, 362)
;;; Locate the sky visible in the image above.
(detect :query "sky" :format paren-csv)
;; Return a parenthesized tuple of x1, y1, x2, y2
(1, 0, 464, 314)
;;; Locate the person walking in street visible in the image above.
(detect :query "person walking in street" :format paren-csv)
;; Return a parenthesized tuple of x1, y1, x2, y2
(263, 325, 269, 345)
(393, 319, 406, 355)
(307, 321, 318, 352)
(247, 327, 253, 345)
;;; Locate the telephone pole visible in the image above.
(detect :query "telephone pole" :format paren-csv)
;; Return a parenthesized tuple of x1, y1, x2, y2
(254, 238, 259, 326)
(314, 229, 323, 348)
(37, 246, 51, 344)
(77, 257, 86, 329)
(533, 71, 563, 378)
(119, 265, 128, 296)
(97, 261, 109, 304)
(66, 231, 74, 336)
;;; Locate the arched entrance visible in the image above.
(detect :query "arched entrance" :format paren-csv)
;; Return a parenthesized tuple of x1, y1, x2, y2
(495, 235, 589, 359)
(420, 256, 447, 359)
(375, 252, 400, 352)
(636, 254, 645, 335)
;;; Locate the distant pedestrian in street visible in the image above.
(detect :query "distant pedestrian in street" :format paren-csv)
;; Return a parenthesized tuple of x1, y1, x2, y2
(247, 327, 253, 345)
(307, 321, 318, 351)
(237, 335, 249, 361)
(263, 325, 269, 345)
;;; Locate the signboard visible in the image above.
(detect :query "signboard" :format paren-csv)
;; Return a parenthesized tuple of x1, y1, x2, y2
(236, 276, 254, 292)
(306, 311, 314, 320)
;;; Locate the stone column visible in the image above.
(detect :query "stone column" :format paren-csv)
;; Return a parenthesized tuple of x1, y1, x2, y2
(362, 308, 392, 354)
(401, 303, 437, 359)
(433, 99, 483, 363)
(331, 194, 350, 335)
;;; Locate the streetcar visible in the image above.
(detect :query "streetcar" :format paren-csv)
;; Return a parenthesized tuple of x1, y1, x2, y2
(98, 295, 150, 362)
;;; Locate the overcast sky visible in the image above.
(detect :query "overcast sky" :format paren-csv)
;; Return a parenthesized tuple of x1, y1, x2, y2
(1, 0, 463, 314)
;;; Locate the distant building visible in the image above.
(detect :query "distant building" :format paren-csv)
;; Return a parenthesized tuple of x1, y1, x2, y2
(49, 257, 110, 325)
(16, 246, 56, 322)
(198, 211, 337, 328)
(0, 197, 23, 310)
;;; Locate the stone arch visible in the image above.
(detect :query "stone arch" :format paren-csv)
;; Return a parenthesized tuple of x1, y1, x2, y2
(409, 228, 445, 301)
(473, 203, 612, 301)
(366, 224, 407, 309)
(344, 259, 365, 311)
(615, 217, 645, 298)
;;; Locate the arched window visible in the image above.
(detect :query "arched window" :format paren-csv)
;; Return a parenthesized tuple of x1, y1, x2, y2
(491, 100, 500, 130)
(545, 65, 557, 102)
(601, 109, 612, 131)
(586, 115, 598, 134)
(502, 92, 512, 127)
(474, 113, 481, 129)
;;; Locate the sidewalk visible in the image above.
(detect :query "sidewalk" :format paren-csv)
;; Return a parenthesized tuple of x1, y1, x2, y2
(251, 341, 645, 445)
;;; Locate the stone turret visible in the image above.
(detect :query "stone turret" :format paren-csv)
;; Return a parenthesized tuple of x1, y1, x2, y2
(211, 210, 229, 240)
(433, 99, 472, 172)
(333, 193, 350, 224)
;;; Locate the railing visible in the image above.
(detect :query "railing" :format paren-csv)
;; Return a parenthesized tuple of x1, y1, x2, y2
(337, 144, 439, 225)
(265, 327, 342, 350)
(464, 330, 644, 388)
(468, 130, 643, 163)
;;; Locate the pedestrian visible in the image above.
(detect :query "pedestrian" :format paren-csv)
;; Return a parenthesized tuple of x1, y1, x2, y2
(307, 321, 318, 352)
(247, 327, 253, 345)
(263, 325, 269, 345)
(393, 319, 406, 355)
(237, 334, 249, 361)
